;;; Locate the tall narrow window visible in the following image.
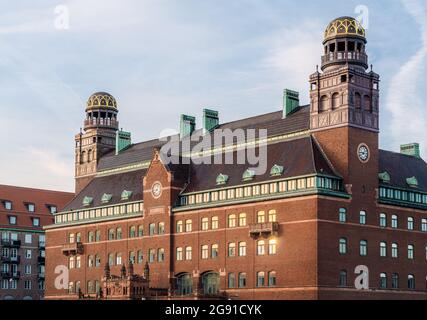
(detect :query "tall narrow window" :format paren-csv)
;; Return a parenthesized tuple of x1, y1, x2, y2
(339, 270, 347, 287)
(228, 273, 236, 288)
(408, 275, 415, 290)
(185, 247, 192, 260)
(257, 240, 265, 255)
(422, 219, 427, 232)
(268, 210, 277, 222)
(339, 208, 347, 223)
(360, 240, 368, 256)
(228, 243, 236, 257)
(391, 215, 398, 229)
(269, 239, 277, 255)
(392, 243, 399, 258)
(239, 213, 247, 227)
(257, 211, 266, 223)
(408, 244, 414, 260)
(158, 222, 165, 235)
(359, 211, 367, 225)
(185, 220, 192, 232)
(408, 217, 414, 230)
(211, 244, 219, 259)
(176, 221, 183, 233)
(380, 242, 387, 257)
(201, 218, 209, 231)
(211, 216, 219, 230)
(238, 273, 247, 288)
(201, 245, 209, 260)
(257, 272, 265, 287)
(239, 242, 247, 257)
(392, 273, 399, 289)
(339, 238, 347, 255)
(379, 213, 387, 228)
(380, 273, 387, 289)
(228, 214, 236, 228)
(176, 248, 183, 261)
(268, 271, 277, 287)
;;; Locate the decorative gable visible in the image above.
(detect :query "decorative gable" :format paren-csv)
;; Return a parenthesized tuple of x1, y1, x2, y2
(378, 171, 391, 183)
(406, 177, 418, 188)
(121, 190, 133, 200)
(242, 169, 255, 182)
(270, 165, 284, 177)
(82, 196, 93, 206)
(216, 174, 229, 186)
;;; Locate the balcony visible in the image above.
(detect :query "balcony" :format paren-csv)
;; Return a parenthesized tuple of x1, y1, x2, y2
(321, 51, 368, 70)
(1, 271, 21, 279)
(1, 255, 21, 264)
(37, 256, 46, 264)
(62, 242, 84, 256)
(84, 118, 119, 130)
(1, 239, 21, 248)
(249, 222, 279, 238)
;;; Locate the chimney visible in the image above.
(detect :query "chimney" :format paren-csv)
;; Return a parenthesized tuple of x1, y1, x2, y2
(180, 114, 196, 138)
(283, 89, 300, 118)
(400, 143, 420, 158)
(116, 130, 131, 155)
(203, 109, 219, 133)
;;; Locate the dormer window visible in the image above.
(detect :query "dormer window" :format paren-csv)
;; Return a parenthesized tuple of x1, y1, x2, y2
(121, 190, 133, 201)
(3, 200, 12, 210)
(242, 169, 255, 182)
(82, 196, 94, 206)
(101, 194, 113, 204)
(378, 172, 391, 184)
(26, 203, 35, 213)
(216, 174, 229, 186)
(270, 165, 284, 177)
(50, 206, 57, 214)
(406, 177, 418, 188)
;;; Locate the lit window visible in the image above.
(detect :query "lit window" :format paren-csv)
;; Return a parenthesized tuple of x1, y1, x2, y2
(239, 213, 247, 227)
(228, 243, 236, 257)
(257, 240, 265, 255)
(201, 245, 209, 259)
(268, 210, 277, 222)
(201, 218, 209, 231)
(228, 214, 236, 228)
(69, 257, 75, 269)
(211, 216, 219, 230)
(50, 206, 57, 214)
(185, 247, 192, 260)
(116, 253, 122, 265)
(185, 220, 192, 232)
(268, 239, 277, 255)
(257, 211, 266, 223)
(158, 222, 165, 235)
(87, 255, 94, 268)
(239, 242, 247, 257)
(176, 221, 183, 233)
(25, 234, 32, 244)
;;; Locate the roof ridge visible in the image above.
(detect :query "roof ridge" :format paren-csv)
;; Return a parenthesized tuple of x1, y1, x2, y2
(0, 184, 73, 194)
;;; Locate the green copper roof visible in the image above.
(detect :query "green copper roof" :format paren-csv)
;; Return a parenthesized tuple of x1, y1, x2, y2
(216, 174, 229, 185)
(407, 177, 419, 188)
(270, 164, 285, 177)
(379, 171, 391, 183)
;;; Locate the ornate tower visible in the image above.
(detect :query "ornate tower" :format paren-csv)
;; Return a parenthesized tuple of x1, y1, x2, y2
(75, 92, 119, 193)
(310, 17, 380, 133)
(310, 17, 380, 204)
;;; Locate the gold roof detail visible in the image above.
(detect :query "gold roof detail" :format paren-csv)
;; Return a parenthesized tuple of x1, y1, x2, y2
(324, 16, 366, 42)
(87, 92, 117, 110)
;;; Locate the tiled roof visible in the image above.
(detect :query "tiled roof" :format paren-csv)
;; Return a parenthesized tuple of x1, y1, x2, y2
(97, 106, 310, 171)
(379, 150, 427, 191)
(0, 185, 74, 229)
(63, 169, 146, 212)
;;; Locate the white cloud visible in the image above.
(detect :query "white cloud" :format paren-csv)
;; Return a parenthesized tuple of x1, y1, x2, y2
(386, 0, 427, 157)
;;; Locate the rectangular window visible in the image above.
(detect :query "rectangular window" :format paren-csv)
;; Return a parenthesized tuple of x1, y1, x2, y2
(33, 218, 40, 227)
(4, 201, 12, 210)
(27, 203, 35, 212)
(25, 234, 32, 244)
(359, 211, 367, 225)
(8, 216, 17, 225)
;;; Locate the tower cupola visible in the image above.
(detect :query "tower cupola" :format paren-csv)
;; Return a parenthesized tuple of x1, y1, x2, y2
(84, 92, 119, 131)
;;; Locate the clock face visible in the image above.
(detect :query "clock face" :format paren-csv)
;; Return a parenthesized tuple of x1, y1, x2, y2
(358, 144, 370, 163)
(152, 182, 162, 199)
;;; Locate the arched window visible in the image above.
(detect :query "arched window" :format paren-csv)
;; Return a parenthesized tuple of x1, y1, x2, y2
(88, 255, 94, 268)
(228, 273, 236, 288)
(360, 240, 368, 256)
(176, 273, 193, 296)
(95, 254, 101, 267)
(239, 242, 247, 257)
(95, 230, 101, 242)
(88, 150, 93, 162)
(380, 273, 387, 289)
(408, 217, 414, 230)
(257, 271, 265, 287)
(239, 213, 247, 227)
(391, 215, 398, 228)
(201, 272, 220, 295)
(257, 240, 265, 255)
(116, 228, 122, 240)
(380, 242, 387, 257)
(185, 220, 192, 232)
(201, 245, 209, 259)
(76, 233, 82, 243)
(379, 213, 387, 228)
(359, 211, 367, 225)
(116, 253, 122, 265)
(176, 221, 183, 233)
(319, 95, 329, 113)
(88, 231, 94, 243)
(176, 247, 183, 261)
(257, 211, 265, 223)
(108, 229, 115, 241)
(339, 208, 347, 223)
(408, 245, 414, 260)
(76, 256, 81, 268)
(339, 238, 347, 254)
(68, 282, 74, 294)
(138, 225, 144, 237)
(149, 223, 156, 235)
(69, 257, 75, 269)
(268, 271, 277, 287)
(158, 248, 165, 262)
(228, 214, 236, 228)
(392, 243, 399, 258)
(76, 281, 81, 294)
(108, 253, 114, 266)
(332, 92, 340, 109)
(228, 243, 236, 257)
(87, 281, 94, 294)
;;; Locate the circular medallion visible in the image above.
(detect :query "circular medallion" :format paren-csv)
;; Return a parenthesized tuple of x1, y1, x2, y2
(151, 182, 162, 199)
(357, 143, 370, 163)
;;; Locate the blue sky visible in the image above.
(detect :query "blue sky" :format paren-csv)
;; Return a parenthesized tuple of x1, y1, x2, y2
(0, 0, 426, 191)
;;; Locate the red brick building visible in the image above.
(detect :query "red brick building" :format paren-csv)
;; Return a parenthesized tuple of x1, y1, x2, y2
(0, 185, 73, 300)
(45, 17, 427, 300)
